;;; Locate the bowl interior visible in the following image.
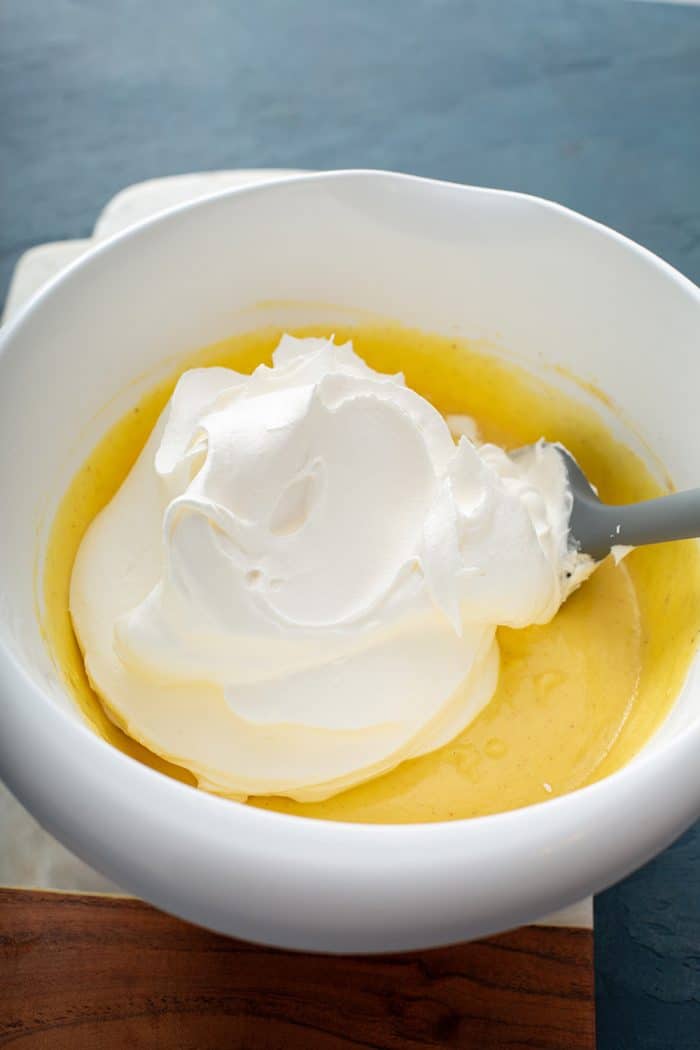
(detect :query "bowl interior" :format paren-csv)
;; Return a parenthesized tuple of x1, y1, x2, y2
(2, 170, 700, 756)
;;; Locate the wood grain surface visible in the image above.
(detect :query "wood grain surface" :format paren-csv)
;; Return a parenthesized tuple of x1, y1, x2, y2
(0, 889, 593, 1049)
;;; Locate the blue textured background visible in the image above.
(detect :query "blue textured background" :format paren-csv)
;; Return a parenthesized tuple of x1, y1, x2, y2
(1, 2, 698, 1046)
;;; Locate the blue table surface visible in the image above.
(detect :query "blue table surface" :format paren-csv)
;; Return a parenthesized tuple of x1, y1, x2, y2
(1, 1, 699, 1046)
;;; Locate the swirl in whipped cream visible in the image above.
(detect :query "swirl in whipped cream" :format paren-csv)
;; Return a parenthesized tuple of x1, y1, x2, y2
(71, 335, 589, 800)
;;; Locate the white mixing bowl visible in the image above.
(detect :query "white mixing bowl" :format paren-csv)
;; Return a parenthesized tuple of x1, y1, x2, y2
(1, 171, 699, 952)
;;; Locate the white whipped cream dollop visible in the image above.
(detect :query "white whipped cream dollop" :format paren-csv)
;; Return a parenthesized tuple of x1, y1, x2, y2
(71, 336, 589, 800)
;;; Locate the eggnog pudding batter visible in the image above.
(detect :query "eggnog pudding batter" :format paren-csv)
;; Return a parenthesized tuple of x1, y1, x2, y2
(44, 325, 700, 822)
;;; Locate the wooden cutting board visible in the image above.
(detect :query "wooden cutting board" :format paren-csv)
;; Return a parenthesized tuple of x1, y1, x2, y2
(0, 171, 595, 1048)
(0, 889, 593, 1049)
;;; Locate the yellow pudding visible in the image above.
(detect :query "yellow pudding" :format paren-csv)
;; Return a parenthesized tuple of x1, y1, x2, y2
(42, 324, 700, 822)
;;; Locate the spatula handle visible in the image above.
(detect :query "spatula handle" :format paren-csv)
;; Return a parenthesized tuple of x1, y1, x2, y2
(575, 489, 700, 560)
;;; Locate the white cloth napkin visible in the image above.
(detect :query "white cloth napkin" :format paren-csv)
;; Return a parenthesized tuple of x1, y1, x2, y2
(0, 169, 592, 927)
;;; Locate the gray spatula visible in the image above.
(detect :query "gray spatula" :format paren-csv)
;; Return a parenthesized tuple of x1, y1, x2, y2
(553, 446, 700, 562)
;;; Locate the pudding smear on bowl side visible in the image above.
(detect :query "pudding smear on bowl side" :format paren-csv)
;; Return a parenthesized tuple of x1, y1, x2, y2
(42, 324, 700, 823)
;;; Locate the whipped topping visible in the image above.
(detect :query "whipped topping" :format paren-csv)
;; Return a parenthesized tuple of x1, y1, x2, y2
(71, 335, 591, 800)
